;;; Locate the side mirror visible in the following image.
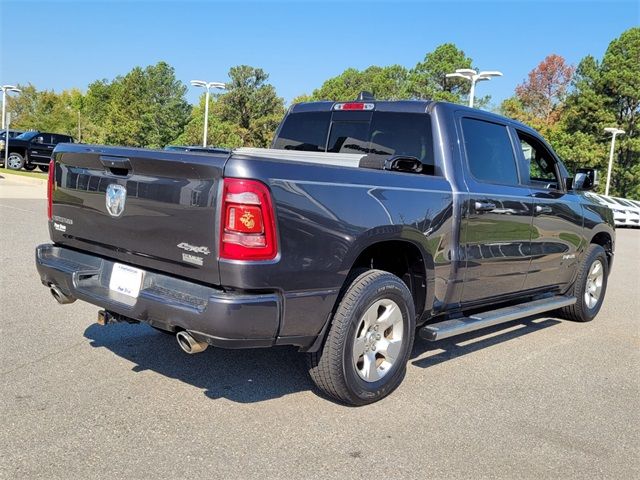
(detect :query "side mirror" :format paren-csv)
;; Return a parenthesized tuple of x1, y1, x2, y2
(573, 168, 599, 191)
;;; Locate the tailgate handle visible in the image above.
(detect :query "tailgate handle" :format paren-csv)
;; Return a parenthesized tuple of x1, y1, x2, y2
(99, 155, 132, 175)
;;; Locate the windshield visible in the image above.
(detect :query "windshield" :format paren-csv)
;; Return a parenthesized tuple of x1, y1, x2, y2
(273, 110, 434, 168)
(15, 131, 39, 141)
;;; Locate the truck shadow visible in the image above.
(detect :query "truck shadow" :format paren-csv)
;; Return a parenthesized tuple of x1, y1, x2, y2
(84, 316, 562, 404)
(410, 317, 562, 369)
(84, 323, 310, 403)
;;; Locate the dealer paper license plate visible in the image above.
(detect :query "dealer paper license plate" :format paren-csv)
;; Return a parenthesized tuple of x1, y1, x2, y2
(109, 263, 144, 298)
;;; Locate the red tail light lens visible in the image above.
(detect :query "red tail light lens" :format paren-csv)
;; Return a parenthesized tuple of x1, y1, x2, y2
(220, 178, 277, 260)
(47, 159, 55, 220)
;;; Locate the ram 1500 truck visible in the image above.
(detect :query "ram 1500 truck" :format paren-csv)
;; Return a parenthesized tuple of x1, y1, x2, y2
(36, 99, 615, 405)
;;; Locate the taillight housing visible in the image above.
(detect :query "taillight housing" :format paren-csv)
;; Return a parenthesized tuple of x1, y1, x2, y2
(220, 178, 278, 261)
(47, 159, 55, 220)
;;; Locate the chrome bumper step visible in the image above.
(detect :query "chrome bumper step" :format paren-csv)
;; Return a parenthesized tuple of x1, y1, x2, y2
(419, 295, 576, 341)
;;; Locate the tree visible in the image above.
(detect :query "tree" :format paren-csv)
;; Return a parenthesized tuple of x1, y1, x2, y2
(217, 65, 285, 147)
(176, 65, 284, 148)
(512, 54, 575, 127)
(98, 62, 191, 148)
(6, 84, 81, 137)
(308, 65, 410, 101)
(407, 43, 481, 104)
(560, 28, 640, 197)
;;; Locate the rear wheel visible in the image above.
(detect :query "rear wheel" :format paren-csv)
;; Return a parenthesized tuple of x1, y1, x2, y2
(307, 270, 416, 406)
(23, 164, 37, 171)
(7, 152, 25, 170)
(38, 164, 49, 173)
(560, 244, 608, 322)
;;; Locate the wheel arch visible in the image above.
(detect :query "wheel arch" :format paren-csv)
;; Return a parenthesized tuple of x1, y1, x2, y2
(589, 230, 614, 268)
(343, 237, 434, 321)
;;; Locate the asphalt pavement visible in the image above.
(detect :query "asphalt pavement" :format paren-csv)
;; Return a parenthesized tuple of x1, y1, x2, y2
(1, 174, 638, 479)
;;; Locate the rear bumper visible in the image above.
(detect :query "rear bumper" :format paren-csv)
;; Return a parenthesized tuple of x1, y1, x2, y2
(35, 244, 296, 349)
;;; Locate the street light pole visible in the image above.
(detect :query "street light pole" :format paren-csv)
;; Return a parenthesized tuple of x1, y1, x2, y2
(604, 127, 625, 196)
(190, 80, 226, 147)
(445, 69, 503, 108)
(1, 85, 22, 129)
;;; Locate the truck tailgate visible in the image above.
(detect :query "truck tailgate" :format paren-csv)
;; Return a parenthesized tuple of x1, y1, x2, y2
(50, 144, 227, 286)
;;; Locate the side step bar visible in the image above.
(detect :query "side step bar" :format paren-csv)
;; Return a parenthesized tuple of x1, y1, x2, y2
(419, 296, 576, 341)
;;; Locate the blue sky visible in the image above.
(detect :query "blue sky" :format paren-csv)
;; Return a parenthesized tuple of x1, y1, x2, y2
(1, 1, 638, 108)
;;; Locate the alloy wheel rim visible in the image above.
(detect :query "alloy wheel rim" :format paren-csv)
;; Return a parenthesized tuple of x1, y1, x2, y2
(8, 154, 21, 169)
(584, 259, 604, 309)
(352, 299, 404, 383)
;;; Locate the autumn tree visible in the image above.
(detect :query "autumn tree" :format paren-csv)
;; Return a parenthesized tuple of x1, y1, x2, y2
(512, 54, 575, 127)
(561, 27, 640, 197)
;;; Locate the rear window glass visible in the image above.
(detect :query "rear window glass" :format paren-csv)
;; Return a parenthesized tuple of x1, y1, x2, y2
(328, 121, 370, 154)
(272, 112, 330, 152)
(273, 110, 434, 167)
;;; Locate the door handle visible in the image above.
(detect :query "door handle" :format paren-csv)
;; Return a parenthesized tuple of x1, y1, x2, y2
(535, 205, 552, 214)
(474, 201, 496, 212)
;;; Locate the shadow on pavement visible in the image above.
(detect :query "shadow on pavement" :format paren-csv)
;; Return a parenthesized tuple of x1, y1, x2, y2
(84, 323, 312, 403)
(410, 317, 561, 369)
(84, 316, 562, 403)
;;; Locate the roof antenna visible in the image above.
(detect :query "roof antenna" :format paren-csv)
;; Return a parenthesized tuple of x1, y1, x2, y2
(356, 91, 375, 101)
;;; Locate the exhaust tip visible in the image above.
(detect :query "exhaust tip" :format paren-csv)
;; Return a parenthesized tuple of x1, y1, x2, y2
(50, 285, 75, 304)
(176, 330, 208, 354)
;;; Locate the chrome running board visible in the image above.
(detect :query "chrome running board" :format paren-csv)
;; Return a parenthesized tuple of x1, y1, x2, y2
(419, 296, 576, 341)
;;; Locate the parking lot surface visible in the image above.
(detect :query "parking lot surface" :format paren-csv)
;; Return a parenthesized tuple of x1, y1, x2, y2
(1, 175, 638, 479)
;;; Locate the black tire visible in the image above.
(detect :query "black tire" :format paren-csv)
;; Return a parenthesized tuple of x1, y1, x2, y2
(6, 152, 25, 170)
(560, 244, 608, 322)
(38, 164, 49, 173)
(23, 164, 37, 171)
(307, 270, 416, 406)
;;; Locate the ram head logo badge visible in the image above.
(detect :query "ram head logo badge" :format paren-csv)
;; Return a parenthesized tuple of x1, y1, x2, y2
(105, 184, 127, 217)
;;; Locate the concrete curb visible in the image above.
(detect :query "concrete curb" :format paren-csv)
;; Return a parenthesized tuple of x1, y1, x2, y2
(0, 171, 47, 186)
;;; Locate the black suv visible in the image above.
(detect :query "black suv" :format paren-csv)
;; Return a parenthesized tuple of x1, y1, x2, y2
(4, 131, 74, 172)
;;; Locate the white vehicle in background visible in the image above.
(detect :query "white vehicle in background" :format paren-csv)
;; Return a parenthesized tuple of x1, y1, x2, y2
(588, 194, 627, 228)
(614, 197, 640, 227)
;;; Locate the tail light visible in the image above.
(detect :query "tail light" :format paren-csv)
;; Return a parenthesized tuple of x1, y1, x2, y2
(220, 178, 277, 261)
(333, 102, 374, 111)
(47, 159, 55, 220)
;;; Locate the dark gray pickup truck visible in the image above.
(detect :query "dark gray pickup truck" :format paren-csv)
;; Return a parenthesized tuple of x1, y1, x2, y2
(36, 98, 615, 405)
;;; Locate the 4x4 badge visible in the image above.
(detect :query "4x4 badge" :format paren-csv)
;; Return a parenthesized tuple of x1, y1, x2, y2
(177, 243, 211, 255)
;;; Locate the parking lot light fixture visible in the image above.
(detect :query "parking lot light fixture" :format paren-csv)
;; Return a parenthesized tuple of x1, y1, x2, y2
(445, 69, 502, 108)
(1, 85, 22, 129)
(190, 80, 226, 147)
(604, 127, 625, 196)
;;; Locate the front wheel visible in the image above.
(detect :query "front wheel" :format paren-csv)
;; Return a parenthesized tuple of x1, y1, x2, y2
(7, 152, 25, 170)
(38, 164, 49, 173)
(23, 164, 37, 171)
(307, 270, 416, 406)
(560, 244, 609, 322)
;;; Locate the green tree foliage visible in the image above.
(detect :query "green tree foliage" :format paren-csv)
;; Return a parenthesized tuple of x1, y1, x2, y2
(561, 27, 640, 197)
(308, 65, 410, 101)
(500, 29, 639, 198)
(96, 62, 191, 148)
(218, 65, 285, 147)
(407, 43, 478, 104)
(7, 84, 82, 137)
(176, 65, 284, 148)
(2, 33, 637, 197)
